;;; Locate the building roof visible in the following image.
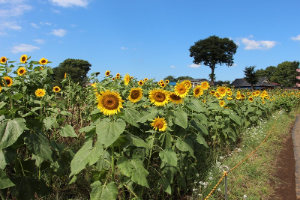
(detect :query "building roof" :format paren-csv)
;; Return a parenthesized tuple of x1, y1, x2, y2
(190, 78, 209, 82)
(231, 77, 275, 87)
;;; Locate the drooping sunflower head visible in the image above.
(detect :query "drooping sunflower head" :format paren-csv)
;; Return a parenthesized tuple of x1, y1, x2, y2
(151, 116, 167, 132)
(248, 96, 254, 102)
(0, 56, 7, 64)
(96, 90, 124, 115)
(124, 74, 130, 86)
(17, 67, 26, 76)
(138, 80, 144, 86)
(149, 88, 169, 106)
(39, 58, 48, 65)
(241, 94, 246, 99)
(105, 70, 111, 76)
(201, 81, 210, 90)
(20, 55, 28, 63)
(182, 80, 192, 89)
(128, 88, 143, 103)
(53, 86, 61, 93)
(219, 100, 225, 107)
(3, 76, 13, 87)
(35, 89, 46, 97)
(193, 86, 203, 97)
(174, 82, 189, 98)
(144, 78, 148, 82)
(165, 80, 170, 84)
(169, 92, 183, 104)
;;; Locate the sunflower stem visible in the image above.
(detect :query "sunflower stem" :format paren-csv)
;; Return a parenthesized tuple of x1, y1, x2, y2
(111, 144, 115, 182)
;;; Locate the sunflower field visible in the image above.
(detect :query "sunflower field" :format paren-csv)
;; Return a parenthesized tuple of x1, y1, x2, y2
(0, 56, 299, 200)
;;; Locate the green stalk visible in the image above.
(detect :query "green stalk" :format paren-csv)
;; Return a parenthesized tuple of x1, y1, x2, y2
(111, 144, 115, 182)
(9, 93, 14, 119)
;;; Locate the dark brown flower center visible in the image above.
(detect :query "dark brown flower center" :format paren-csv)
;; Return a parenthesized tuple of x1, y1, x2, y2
(155, 121, 163, 129)
(170, 94, 181, 101)
(195, 88, 200, 95)
(2, 58, 6, 62)
(154, 92, 166, 102)
(22, 57, 26, 61)
(102, 95, 119, 110)
(130, 90, 140, 99)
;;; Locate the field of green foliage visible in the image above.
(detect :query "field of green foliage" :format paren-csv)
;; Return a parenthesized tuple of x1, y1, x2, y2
(0, 56, 298, 199)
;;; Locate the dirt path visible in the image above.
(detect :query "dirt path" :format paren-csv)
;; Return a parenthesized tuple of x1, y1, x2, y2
(270, 119, 298, 200)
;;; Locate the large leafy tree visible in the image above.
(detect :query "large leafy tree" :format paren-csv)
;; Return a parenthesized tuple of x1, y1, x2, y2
(176, 76, 193, 82)
(52, 59, 92, 86)
(256, 66, 277, 79)
(244, 66, 258, 90)
(271, 61, 300, 87)
(189, 35, 238, 86)
(163, 75, 177, 82)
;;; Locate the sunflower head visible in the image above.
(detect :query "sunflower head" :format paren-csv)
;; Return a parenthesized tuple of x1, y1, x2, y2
(138, 80, 144, 86)
(39, 58, 48, 65)
(112, 77, 115, 81)
(210, 90, 216, 95)
(35, 89, 46, 97)
(201, 81, 210, 90)
(17, 67, 26, 76)
(193, 86, 203, 97)
(217, 87, 226, 96)
(124, 74, 130, 86)
(3, 76, 13, 87)
(169, 92, 183, 104)
(182, 80, 192, 89)
(131, 76, 134, 79)
(248, 96, 254, 102)
(53, 86, 61, 93)
(165, 80, 170, 84)
(0, 56, 7, 64)
(96, 90, 124, 115)
(174, 82, 189, 98)
(20, 55, 28, 63)
(149, 88, 169, 106)
(128, 88, 143, 103)
(151, 116, 167, 132)
(144, 78, 148, 82)
(105, 70, 111, 76)
(160, 83, 166, 88)
(219, 100, 225, 107)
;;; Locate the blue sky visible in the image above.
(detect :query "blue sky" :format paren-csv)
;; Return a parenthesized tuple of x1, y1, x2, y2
(1, 0, 299, 82)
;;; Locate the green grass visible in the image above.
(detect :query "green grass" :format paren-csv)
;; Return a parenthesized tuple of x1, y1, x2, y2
(191, 108, 299, 200)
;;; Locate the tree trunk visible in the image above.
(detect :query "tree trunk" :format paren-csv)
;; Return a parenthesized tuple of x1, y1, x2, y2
(251, 84, 254, 91)
(210, 65, 215, 86)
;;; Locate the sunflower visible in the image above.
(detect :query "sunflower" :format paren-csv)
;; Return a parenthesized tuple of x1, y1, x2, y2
(17, 67, 26, 76)
(151, 116, 167, 132)
(227, 91, 233, 96)
(64, 73, 67, 78)
(201, 81, 210, 90)
(20, 55, 28, 63)
(241, 94, 246, 99)
(174, 82, 189, 98)
(131, 76, 134, 79)
(182, 80, 192, 89)
(128, 88, 143, 103)
(53, 86, 61, 93)
(219, 100, 225, 107)
(149, 88, 169, 106)
(112, 77, 115, 81)
(210, 90, 216, 95)
(215, 92, 221, 98)
(138, 80, 144, 86)
(193, 86, 203, 97)
(3, 76, 13, 87)
(0, 56, 7, 64)
(169, 92, 183, 104)
(262, 100, 265, 105)
(227, 97, 233, 100)
(236, 94, 241, 99)
(144, 78, 148, 82)
(165, 80, 169, 84)
(160, 83, 166, 88)
(35, 89, 46, 97)
(96, 90, 124, 115)
(203, 99, 206, 103)
(124, 74, 130, 86)
(248, 96, 254, 102)
(0, 85, 1, 92)
(105, 70, 110, 76)
(217, 86, 226, 97)
(39, 58, 48, 65)
(247, 92, 251, 96)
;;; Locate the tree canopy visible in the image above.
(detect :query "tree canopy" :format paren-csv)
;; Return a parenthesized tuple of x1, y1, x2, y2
(244, 66, 258, 90)
(189, 35, 238, 86)
(52, 59, 92, 86)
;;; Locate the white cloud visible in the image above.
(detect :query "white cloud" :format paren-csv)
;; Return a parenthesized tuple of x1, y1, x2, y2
(52, 9, 61, 13)
(11, 44, 40, 53)
(49, 0, 89, 8)
(71, 24, 77, 27)
(121, 47, 128, 50)
(291, 35, 300, 41)
(30, 23, 39, 28)
(0, 21, 21, 30)
(50, 29, 67, 37)
(189, 64, 200, 68)
(241, 38, 277, 50)
(170, 65, 175, 68)
(34, 39, 45, 44)
(0, 0, 32, 18)
(40, 22, 51, 26)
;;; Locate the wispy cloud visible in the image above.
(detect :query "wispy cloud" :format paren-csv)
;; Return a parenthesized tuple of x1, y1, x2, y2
(121, 47, 128, 50)
(40, 22, 51, 26)
(49, 0, 89, 8)
(189, 64, 200, 68)
(170, 65, 175, 68)
(291, 35, 300, 41)
(50, 29, 67, 37)
(34, 39, 45, 44)
(0, 0, 32, 18)
(0, 21, 21, 30)
(241, 37, 277, 50)
(11, 44, 40, 53)
(30, 23, 39, 29)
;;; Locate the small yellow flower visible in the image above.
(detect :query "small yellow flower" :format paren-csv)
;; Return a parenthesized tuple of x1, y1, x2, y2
(53, 86, 61, 93)
(144, 78, 148, 82)
(0, 56, 7, 64)
(151, 116, 167, 132)
(219, 100, 225, 107)
(39, 58, 48, 65)
(35, 89, 46, 97)
(3, 76, 13, 87)
(17, 67, 26, 76)
(165, 80, 169, 84)
(105, 70, 110, 76)
(138, 80, 144, 86)
(20, 55, 28, 63)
